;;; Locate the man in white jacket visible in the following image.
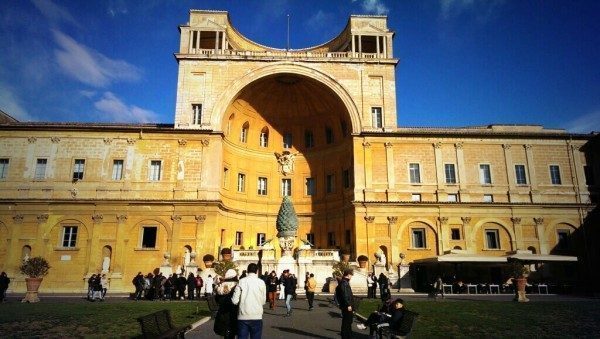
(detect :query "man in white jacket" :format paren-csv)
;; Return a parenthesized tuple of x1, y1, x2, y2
(232, 263, 267, 339)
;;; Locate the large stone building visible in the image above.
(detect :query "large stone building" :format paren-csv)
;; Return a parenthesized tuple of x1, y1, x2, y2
(0, 10, 598, 293)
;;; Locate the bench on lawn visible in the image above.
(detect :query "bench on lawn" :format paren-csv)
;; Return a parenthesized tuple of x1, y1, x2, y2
(378, 310, 419, 339)
(137, 309, 191, 339)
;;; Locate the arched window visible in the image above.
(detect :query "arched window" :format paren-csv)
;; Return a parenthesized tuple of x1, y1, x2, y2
(240, 122, 249, 143)
(259, 127, 269, 147)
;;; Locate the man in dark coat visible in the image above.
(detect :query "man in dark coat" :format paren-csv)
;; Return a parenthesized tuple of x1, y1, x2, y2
(0, 272, 10, 302)
(335, 269, 355, 339)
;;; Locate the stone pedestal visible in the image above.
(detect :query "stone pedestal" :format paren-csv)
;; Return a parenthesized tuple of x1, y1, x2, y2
(160, 265, 173, 277)
(397, 264, 414, 292)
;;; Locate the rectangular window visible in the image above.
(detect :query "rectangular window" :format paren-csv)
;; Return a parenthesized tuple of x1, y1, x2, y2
(0, 158, 9, 179)
(343, 169, 351, 189)
(304, 130, 314, 148)
(409, 163, 421, 184)
(141, 226, 157, 248)
(479, 164, 492, 184)
(305, 177, 315, 196)
(192, 104, 202, 125)
(584, 165, 595, 185)
(325, 127, 334, 144)
(34, 158, 47, 180)
(371, 107, 383, 128)
(447, 194, 458, 202)
(483, 194, 494, 203)
(72, 159, 85, 180)
(326, 174, 335, 194)
(345, 229, 351, 245)
(235, 231, 243, 246)
(485, 229, 500, 249)
(328, 232, 336, 246)
(257, 177, 268, 195)
(411, 193, 421, 202)
(256, 233, 266, 247)
(445, 164, 456, 184)
(411, 228, 426, 248)
(237, 173, 246, 192)
(549, 165, 562, 185)
(62, 226, 78, 248)
(223, 168, 229, 188)
(112, 160, 124, 180)
(149, 160, 162, 181)
(306, 233, 315, 246)
(515, 164, 527, 185)
(281, 178, 291, 196)
(283, 133, 293, 148)
(557, 229, 570, 249)
(451, 228, 461, 240)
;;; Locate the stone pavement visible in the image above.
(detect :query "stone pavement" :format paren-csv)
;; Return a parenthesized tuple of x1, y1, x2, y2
(185, 295, 373, 339)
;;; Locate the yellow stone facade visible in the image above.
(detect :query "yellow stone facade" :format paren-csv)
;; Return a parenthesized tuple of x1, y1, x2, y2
(0, 10, 597, 293)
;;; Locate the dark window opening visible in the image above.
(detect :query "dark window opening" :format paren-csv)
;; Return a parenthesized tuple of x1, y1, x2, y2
(142, 227, 157, 248)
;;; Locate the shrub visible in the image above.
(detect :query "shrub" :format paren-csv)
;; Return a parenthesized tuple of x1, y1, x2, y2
(19, 256, 50, 278)
(213, 261, 238, 277)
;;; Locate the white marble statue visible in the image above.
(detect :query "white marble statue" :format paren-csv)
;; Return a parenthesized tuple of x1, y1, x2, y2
(101, 256, 110, 273)
(375, 249, 387, 267)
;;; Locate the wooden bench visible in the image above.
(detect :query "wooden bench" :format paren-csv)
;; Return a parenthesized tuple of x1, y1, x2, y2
(378, 310, 419, 339)
(137, 309, 191, 339)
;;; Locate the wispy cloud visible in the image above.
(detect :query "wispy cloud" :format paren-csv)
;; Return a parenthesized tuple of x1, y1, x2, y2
(94, 92, 158, 123)
(0, 82, 36, 121)
(31, 0, 80, 28)
(107, 0, 129, 17)
(52, 30, 142, 87)
(439, 0, 504, 22)
(352, 0, 389, 15)
(564, 110, 600, 134)
(305, 10, 335, 33)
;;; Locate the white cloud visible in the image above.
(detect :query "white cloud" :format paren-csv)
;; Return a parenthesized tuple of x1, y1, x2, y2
(0, 82, 36, 121)
(305, 10, 335, 32)
(31, 0, 80, 28)
(94, 92, 158, 123)
(79, 90, 97, 99)
(439, 0, 504, 22)
(564, 110, 600, 134)
(352, 0, 389, 15)
(52, 30, 142, 87)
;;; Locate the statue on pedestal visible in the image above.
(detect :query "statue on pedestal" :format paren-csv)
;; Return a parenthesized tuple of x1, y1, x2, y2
(276, 196, 298, 258)
(375, 249, 387, 267)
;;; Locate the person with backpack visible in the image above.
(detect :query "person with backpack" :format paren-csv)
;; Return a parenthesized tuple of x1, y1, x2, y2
(195, 273, 204, 300)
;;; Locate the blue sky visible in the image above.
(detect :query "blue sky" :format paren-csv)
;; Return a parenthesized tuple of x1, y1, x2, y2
(0, 0, 598, 133)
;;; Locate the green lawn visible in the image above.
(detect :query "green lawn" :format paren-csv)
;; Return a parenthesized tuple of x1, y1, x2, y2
(0, 300, 210, 338)
(357, 299, 600, 338)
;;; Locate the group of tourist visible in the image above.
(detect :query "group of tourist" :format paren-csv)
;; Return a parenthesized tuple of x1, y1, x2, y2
(131, 271, 210, 301)
(366, 272, 392, 300)
(86, 273, 109, 301)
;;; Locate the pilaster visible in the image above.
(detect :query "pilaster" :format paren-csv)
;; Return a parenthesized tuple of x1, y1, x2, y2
(455, 143, 469, 202)
(534, 217, 548, 254)
(511, 217, 522, 250)
(461, 217, 472, 252)
(385, 142, 395, 190)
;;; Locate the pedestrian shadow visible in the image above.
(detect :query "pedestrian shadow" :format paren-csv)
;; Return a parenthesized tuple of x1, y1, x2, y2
(271, 326, 331, 338)
(324, 328, 371, 338)
(327, 311, 341, 318)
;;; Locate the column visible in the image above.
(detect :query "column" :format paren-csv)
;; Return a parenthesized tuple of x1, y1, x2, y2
(195, 215, 206, 257)
(433, 142, 444, 200)
(524, 145, 539, 202)
(461, 217, 471, 252)
(534, 217, 548, 254)
(376, 35, 380, 57)
(385, 142, 395, 190)
(170, 215, 182, 258)
(358, 35, 362, 57)
(113, 214, 128, 274)
(502, 144, 516, 202)
(510, 217, 522, 251)
(87, 214, 103, 274)
(437, 217, 448, 255)
(363, 142, 373, 190)
(6, 214, 24, 276)
(455, 143, 469, 202)
(364, 216, 374, 260)
(387, 216, 398, 265)
(568, 143, 588, 203)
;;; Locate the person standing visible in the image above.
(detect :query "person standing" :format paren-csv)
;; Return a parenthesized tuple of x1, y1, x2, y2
(187, 272, 196, 300)
(306, 273, 316, 310)
(100, 274, 109, 299)
(133, 272, 144, 300)
(378, 273, 390, 301)
(281, 270, 296, 317)
(0, 272, 10, 302)
(205, 274, 214, 298)
(335, 269, 355, 339)
(232, 263, 266, 339)
(195, 273, 204, 300)
(266, 271, 279, 310)
(213, 269, 239, 339)
(366, 273, 374, 298)
(433, 276, 444, 299)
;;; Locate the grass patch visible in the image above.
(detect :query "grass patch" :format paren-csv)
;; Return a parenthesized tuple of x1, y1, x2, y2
(0, 300, 210, 338)
(357, 299, 600, 338)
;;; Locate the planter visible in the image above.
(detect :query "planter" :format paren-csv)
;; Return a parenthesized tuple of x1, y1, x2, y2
(22, 277, 43, 303)
(513, 277, 529, 303)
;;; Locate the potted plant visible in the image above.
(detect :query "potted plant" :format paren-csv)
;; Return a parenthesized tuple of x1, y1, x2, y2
(339, 249, 351, 263)
(357, 255, 369, 269)
(202, 254, 215, 268)
(19, 256, 50, 303)
(511, 262, 530, 303)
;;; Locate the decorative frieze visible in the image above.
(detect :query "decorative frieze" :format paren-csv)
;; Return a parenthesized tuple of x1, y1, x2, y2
(511, 217, 522, 224)
(195, 215, 206, 223)
(533, 217, 544, 225)
(13, 214, 24, 223)
(116, 214, 128, 223)
(364, 216, 375, 223)
(171, 215, 182, 222)
(92, 214, 104, 223)
(37, 214, 49, 223)
(387, 216, 398, 224)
